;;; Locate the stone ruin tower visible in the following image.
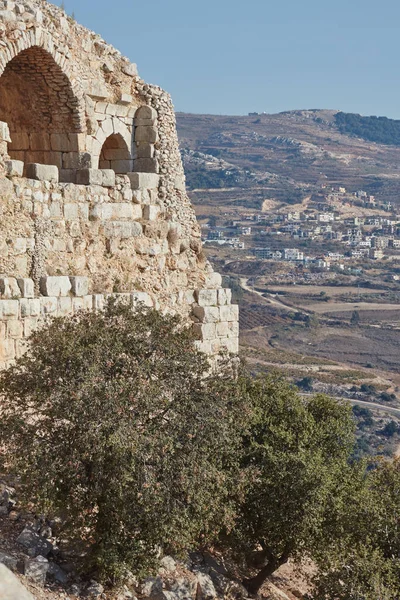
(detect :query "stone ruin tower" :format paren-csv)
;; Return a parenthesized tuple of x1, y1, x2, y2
(0, 0, 238, 368)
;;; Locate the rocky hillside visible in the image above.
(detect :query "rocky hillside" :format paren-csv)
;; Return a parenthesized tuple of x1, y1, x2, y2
(176, 110, 400, 208)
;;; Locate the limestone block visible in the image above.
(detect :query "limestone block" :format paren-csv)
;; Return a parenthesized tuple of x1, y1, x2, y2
(5, 160, 24, 177)
(40, 277, 72, 297)
(70, 276, 89, 297)
(82, 295, 93, 310)
(220, 337, 239, 354)
(104, 221, 142, 239)
(219, 304, 239, 322)
(93, 295, 105, 310)
(0, 278, 21, 299)
(88, 83, 108, 100)
(131, 292, 153, 307)
(206, 272, 222, 288)
(194, 340, 212, 354)
(119, 93, 132, 105)
(193, 322, 216, 341)
(136, 143, 155, 159)
(142, 205, 160, 221)
(122, 62, 138, 77)
(17, 278, 34, 298)
(0, 300, 19, 319)
(64, 203, 79, 221)
(134, 158, 159, 173)
(30, 132, 50, 151)
(194, 289, 218, 307)
(10, 132, 29, 150)
(24, 318, 39, 337)
(58, 297, 73, 316)
(127, 172, 159, 190)
(7, 319, 23, 339)
(20, 299, 40, 318)
(174, 175, 186, 191)
(0, 121, 11, 142)
(228, 321, 239, 338)
(76, 169, 103, 186)
(72, 297, 84, 312)
(111, 159, 133, 173)
(135, 106, 157, 121)
(26, 163, 59, 183)
(0, 338, 15, 361)
(60, 169, 76, 184)
(101, 169, 115, 187)
(192, 306, 220, 323)
(0, 564, 35, 600)
(217, 288, 232, 306)
(216, 321, 230, 338)
(135, 126, 158, 143)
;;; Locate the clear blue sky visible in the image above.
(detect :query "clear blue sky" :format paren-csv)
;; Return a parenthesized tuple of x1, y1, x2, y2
(59, 0, 400, 118)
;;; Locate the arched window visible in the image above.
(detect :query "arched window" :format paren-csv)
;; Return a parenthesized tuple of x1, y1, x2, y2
(99, 133, 132, 174)
(0, 46, 83, 171)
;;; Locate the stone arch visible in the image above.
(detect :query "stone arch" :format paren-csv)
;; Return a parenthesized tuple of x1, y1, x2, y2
(0, 42, 85, 171)
(99, 133, 132, 174)
(92, 117, 133, 172)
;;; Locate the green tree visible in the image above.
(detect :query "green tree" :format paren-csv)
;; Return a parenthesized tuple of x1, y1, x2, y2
(311, 459, 400, 599)
(0, 301, 245, 583)
(229, 376, 356, 594)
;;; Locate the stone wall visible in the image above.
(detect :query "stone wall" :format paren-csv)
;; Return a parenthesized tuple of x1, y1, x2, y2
(0, 0, 239, 365)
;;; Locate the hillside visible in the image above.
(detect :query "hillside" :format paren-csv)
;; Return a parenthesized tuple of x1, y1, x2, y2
(176, 109, 400, 209)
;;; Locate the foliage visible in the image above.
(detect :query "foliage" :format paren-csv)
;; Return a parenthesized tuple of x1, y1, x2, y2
(296, 376, 314, 392)
(350, 310, 360, 327)
(0, 301, 245, 583)
(311, 459, 400, 599)
(335, 111, 400, 146)
(228, 376, 356, 594)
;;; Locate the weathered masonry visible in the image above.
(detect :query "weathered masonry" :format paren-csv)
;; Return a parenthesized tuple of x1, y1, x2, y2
(0, 0, 238, 368)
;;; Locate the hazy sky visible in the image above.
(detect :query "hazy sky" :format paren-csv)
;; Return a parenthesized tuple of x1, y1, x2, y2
(60, 0, 400, 118)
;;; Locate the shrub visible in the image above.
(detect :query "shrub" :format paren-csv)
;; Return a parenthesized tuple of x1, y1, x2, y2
(0, 300, 245, 583)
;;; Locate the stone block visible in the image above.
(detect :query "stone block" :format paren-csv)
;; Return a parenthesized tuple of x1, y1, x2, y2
(216, 321, 230, 337)
(93, 294, 104, 310)
(0, 339, 15, 361)
(0, 121, 11, 142)
(122, 62, 138, 77)
(136, 143, 155, 159)
(58, 297, 73, 316)
(17, 278, 34, 298)
(72, 297, 84, 312)
(26, 163, 59, 183)
(20, 299, 40, 318)
(111, 159, 133, 173)
(7, 319, 23, 339)
(135, 106, 157, 121)
(24, 556, 49, 585)
(88, 83, 108, 100)
(142, 205, 160, 221)
(134, 158, 159, 173)
(29, 132, 50, 151)
(219, 304, 239, 322)
(76, 169, 103, 186)
(40, 276, 71, 297)
(228, 321, 239, 338)
(194, 340, 212, 354)
(101, 169, 116, 187)
(119, 93, 132, 104)
(39, 297, 58, 315)
(194, 289, 218, 307)
(59, 169, 77, 184)
(217, 288, 232, 306)
(193, 322, 216, 341)
(10, 131, 29, 150)
(5, 160, 24, 177)
(64, 203, 79, 221)
(127, 172, 160, 190)
(82, 295, 93, 310)
(131, 292, 153, 307)
(0, 299, 19, 319)
(135, 126, 158, 143)
(135, 118, 157, 127)
(24, 318, 39, 337)
(0, 278, 21, 299)
(70, 276, 89, 297)
(220, 337, 239, 354)
(0, 564, 35, 600)
(206, 272, 222, 288)
(104, 221, 142, 239)
(192, 306, 220, 323)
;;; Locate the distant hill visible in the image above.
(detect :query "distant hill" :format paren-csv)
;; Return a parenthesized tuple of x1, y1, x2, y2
(176, 109, 400, 208)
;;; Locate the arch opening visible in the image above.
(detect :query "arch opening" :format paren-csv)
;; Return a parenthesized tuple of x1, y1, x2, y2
(99, 133, 132, 174)
(0, 46, 83, 172)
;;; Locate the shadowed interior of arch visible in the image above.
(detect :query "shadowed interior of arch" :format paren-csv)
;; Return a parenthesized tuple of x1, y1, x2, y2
(0, 45, 82, 172)
(99, 133, 132, 174)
